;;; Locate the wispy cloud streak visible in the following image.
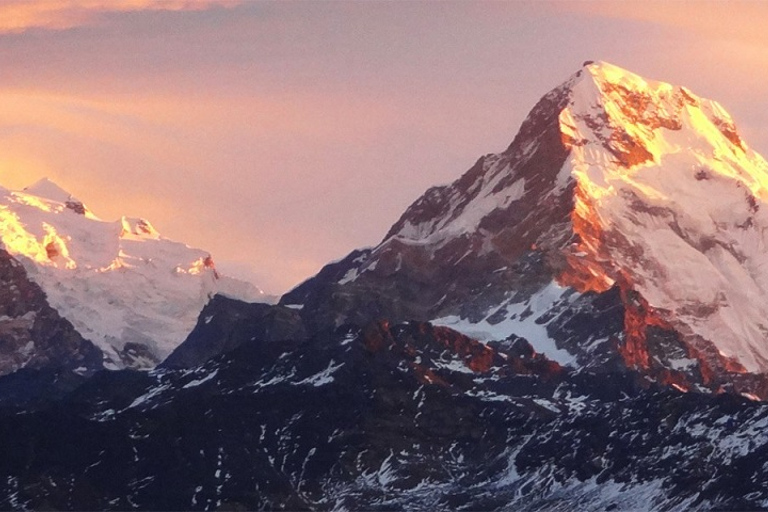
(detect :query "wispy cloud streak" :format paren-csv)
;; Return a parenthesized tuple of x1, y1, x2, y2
(0, 0, 239, 33)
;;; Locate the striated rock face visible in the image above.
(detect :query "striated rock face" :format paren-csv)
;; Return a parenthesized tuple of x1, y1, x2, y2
(283, 61, 768, 392)
(0, 249, 102, 376)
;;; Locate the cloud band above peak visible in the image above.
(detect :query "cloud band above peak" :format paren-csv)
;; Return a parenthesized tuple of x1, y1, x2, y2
(0, 0, 241, 34)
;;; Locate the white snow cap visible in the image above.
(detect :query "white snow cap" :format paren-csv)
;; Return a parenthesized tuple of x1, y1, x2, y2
(0, 178, 270, 369)
(24, 177, 81, 204)
(563, 60, 768, 372)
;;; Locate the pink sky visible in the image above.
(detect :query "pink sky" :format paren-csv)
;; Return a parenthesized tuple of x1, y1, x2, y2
(1, 1, 767, 293)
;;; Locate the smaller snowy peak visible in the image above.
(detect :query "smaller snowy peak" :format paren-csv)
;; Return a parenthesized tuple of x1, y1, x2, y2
(0, 178, 271, 370)
(22, 177, 93, 218)
(24, 177, 80, 205)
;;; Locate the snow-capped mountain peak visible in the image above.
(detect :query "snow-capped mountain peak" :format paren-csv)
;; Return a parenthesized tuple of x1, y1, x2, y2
(285, 61, 768, 385)
(24, 177, 79, 203)
(22, 177, 94, 218)
(556, 61, 768, 372)
(398, 60, 768, 373)
(0, 178, 269, 370)
(564, 60, 751, 171)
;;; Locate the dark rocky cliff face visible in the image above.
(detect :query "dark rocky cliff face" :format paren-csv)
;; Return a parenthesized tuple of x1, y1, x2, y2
(0, 249, 102, 376)
(281, 82, 577, 333)
(2, 321, 768, 511)
(161, 295, 306, 369)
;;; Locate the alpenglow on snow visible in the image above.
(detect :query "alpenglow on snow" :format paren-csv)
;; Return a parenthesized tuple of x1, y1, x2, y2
(0, 178, 269, 370)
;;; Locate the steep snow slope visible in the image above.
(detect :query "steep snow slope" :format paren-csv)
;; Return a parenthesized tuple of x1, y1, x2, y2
(0, 178, 268, 369)
(556, 62, 768, 372)
(285, 61, 768, 379)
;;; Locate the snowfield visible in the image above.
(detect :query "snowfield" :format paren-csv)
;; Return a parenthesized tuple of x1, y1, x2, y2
(0, 178, 269, 369)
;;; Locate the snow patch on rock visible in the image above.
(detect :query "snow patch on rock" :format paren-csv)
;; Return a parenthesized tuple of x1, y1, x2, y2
(433, 281, 577, 366)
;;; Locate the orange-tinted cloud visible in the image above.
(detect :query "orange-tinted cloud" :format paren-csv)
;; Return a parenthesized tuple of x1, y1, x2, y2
(0, 0, 239, 33)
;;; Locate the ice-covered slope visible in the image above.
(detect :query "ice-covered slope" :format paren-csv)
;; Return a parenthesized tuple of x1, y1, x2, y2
(0, 178, 269, 369)
(555, 62, 768, 372)
(285, 61, 768, 381)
